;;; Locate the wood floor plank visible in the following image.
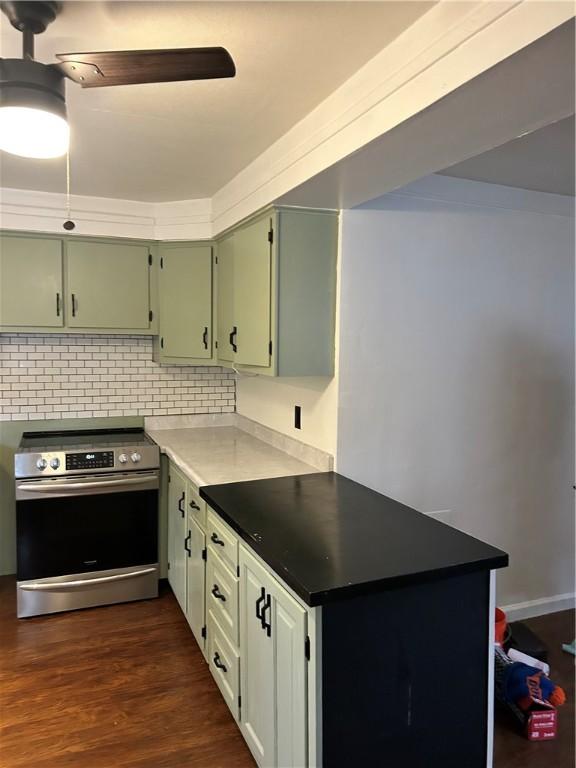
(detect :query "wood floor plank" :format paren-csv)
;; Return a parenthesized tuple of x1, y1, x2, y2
(0, 576, 255, 768)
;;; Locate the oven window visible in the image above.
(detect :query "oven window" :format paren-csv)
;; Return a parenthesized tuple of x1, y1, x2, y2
(17, 489, 158, 581)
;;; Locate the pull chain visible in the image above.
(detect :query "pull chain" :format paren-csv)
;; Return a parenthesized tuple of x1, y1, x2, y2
(63, 149, 75, 231)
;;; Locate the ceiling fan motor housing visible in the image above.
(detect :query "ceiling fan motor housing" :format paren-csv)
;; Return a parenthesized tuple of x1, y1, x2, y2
(0, 1, 61, 34)
(0, 58, 67, 121)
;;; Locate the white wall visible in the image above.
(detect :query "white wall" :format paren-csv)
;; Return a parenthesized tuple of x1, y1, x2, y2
(235, 375, 338, 455)
(337, 176, 575, 609)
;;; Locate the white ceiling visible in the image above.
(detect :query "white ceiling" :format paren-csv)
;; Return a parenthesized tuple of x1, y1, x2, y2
(438, 116, 575, 196)
(0, 1, 433, 201)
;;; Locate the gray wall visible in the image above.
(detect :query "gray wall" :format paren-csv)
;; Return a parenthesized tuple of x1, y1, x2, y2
(337, 176, 575, 607)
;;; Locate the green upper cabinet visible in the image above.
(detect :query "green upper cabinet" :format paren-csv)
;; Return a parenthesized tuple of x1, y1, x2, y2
(216, 207, 338, 377)
(0, 235, 64, 328)
(67, 240, 152, 330)
(216, 235, 235, 365)
(155, 242, 214, 364)
(233, 214, 272, 368)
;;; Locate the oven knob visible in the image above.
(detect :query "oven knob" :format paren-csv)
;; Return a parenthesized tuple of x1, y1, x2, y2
(118, 453, 128, 464)
(50, 458, 60, 470)
(130, 452, 141, 463)
(36, 458, 48, 471)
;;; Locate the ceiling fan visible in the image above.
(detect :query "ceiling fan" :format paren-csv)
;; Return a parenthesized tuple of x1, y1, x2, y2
(0, 1, 236, 158)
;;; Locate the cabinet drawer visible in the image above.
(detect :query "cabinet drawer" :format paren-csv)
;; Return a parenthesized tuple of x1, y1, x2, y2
(206, 551, 239, 647)
(207, 609, 240, 721)
(187, 482, 206, 530)
(207, 509, 238, 575)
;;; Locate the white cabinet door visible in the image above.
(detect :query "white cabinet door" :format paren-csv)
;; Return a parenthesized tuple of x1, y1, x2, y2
(239, 546, 307, 768)
(167, 465, 187, 612)
(186, 515, 206, 649)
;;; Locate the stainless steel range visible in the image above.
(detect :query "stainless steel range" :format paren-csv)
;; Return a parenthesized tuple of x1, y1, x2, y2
(15, 428, 160, 618)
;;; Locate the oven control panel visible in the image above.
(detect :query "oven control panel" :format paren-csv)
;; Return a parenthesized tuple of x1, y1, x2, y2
(66, 451, 114, 471)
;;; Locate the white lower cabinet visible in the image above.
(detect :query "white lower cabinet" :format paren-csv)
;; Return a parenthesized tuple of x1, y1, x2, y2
(207, 609, 241, 721)
(239, 545, 308, 768)
(185, 514, 206, 650)
(167, 465, 187, 613)
(168, 471, 311, 767)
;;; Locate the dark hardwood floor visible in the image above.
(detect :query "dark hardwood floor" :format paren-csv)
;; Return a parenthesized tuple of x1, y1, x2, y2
(0, 576, 255, 768)
(0, 575, 573, 767)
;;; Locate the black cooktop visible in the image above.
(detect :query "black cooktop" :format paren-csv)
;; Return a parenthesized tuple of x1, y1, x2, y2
(201, 472, 508, 606)
(18, 428, 154, 452)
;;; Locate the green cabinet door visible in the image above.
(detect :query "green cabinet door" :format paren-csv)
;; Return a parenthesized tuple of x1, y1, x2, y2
(67, 240, 151, 329)
(217, 235, 235, 364)
(159, 244, 213, 359)
(234, 215, 272, 368)
(167, 463, 187, 613)
(0, 235, 63, 327)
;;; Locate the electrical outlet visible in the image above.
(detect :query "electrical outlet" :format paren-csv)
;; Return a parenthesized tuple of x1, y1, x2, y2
(294, 405, 301, 429)
(426, 509, 454, 527)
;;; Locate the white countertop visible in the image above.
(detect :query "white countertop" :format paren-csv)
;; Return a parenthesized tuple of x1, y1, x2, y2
(146, 426, 319, 488)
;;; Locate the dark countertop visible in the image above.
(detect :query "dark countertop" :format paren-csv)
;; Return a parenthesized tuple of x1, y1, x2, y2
(200, 472, 508, 607)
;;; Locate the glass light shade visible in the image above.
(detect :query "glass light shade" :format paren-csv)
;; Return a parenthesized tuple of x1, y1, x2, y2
(0, 106, 69, 158)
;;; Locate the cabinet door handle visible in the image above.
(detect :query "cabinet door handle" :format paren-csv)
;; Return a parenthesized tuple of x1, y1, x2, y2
(211, 584, 226, 602)
(210, 532, 225, 547)
(184, 531, 191, 556)
(71, 293, 77, 317)
(56, 292, 61, 317)
(229, 326, 237, 353)
(189, 500, 200, 511)
(262, 592, 272, 637)
(255, 586, 266, 626)
(202, 326, 209, 350)
(178, 492, 185, 518)
(213, 652, 227, 673)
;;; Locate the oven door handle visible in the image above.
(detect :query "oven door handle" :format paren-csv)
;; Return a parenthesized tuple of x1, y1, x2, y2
(19, 568, 157, 591)
(16, 475, 158, 493)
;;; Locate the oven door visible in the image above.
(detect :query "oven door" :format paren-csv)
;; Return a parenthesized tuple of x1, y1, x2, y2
(16, 471, 159, 582)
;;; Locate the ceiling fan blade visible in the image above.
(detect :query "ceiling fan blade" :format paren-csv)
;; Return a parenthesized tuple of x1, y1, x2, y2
(55, 47, 235, 87)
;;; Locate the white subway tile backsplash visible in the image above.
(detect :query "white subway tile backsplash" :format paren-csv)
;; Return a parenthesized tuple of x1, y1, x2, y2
(0, 334, 236, 421)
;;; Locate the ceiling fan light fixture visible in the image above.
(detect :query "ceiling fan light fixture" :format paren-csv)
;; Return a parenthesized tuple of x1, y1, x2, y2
(0, 58, 69, 158)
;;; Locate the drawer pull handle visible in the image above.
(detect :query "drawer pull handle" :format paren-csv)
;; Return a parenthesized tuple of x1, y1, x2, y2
(213, 652, 227, 672)
(189, 500, 200, 511)
(262, 592, 272, 637)
(211, 584, 226, 602)
(178, 492, 185, 518)
(210, 532, 225, 546)
(184, 531, 191, 557)
(255, 586, 266, 627)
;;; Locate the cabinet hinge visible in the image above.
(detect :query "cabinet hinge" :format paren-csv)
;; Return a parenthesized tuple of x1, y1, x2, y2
(201, 625, 206, 639)
(149, 310, 153, 322)
(268, 228, 274, 244)
(305, 635, 310, 661)
(268, 340, 273, 356)
(160, 256, 164, 269)
(148, 253, 153, 266)
(160, 337, 164, 349)
(202, 547, 207, 561)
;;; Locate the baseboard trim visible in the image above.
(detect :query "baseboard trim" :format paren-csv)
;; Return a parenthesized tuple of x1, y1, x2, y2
(501, 592, 575, 622)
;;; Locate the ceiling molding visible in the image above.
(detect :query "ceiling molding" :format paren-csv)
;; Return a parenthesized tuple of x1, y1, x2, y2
(0, 188, 212, 241)
(211, 0, 574, 234)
